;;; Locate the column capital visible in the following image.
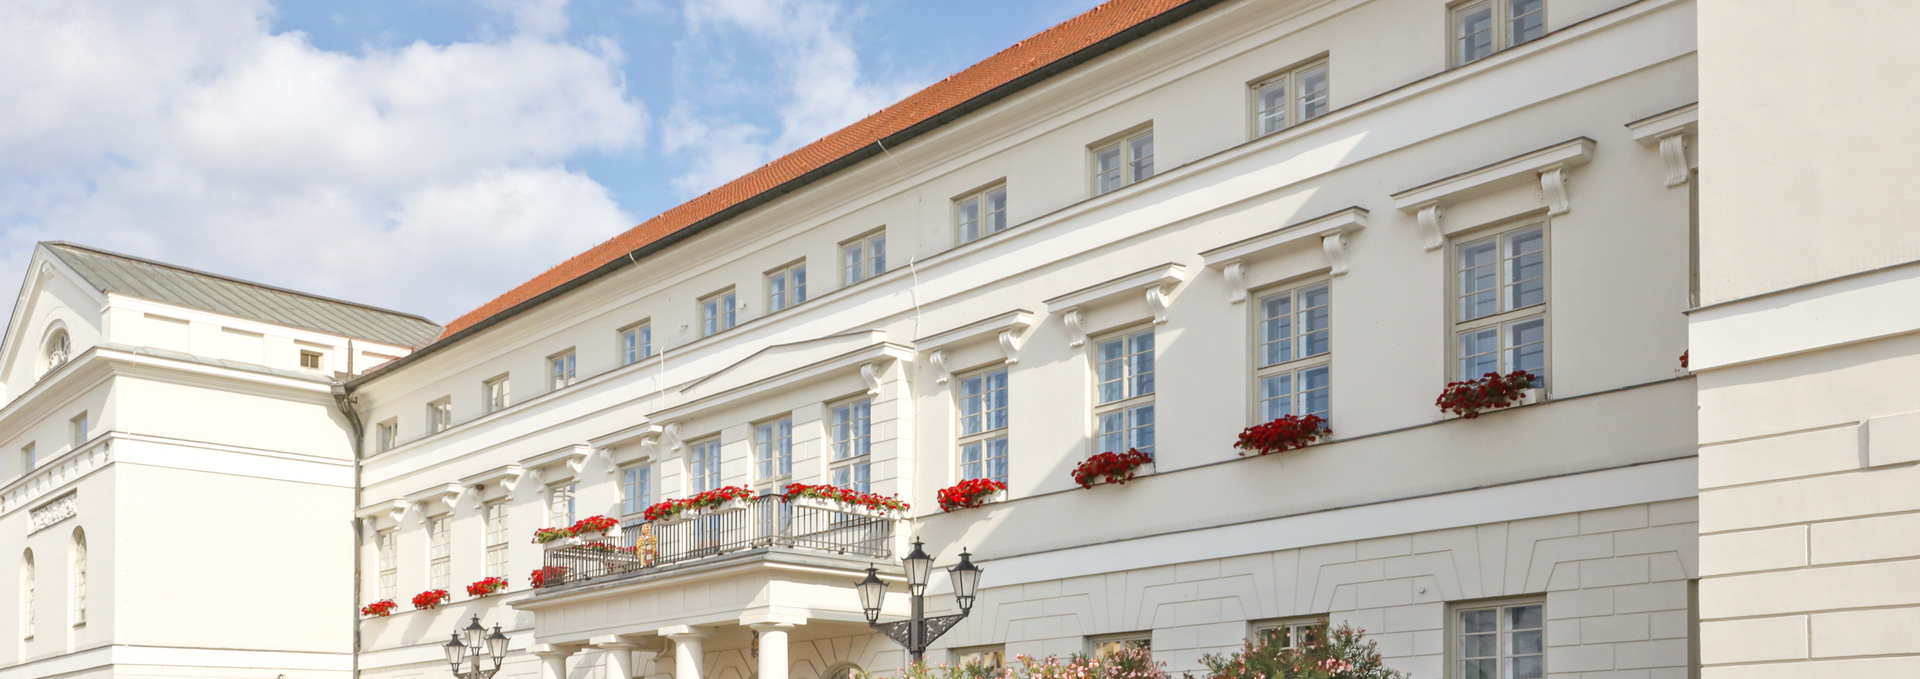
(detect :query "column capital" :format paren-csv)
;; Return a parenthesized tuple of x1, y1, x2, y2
(658, 625, 708, 640)
(749, 622, 797, 633)
(590, 634, 647, 650)
(530, 643, 579, 659)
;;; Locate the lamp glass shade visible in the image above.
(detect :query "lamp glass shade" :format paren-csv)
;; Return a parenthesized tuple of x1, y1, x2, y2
(902, 539, 933, 594)
(464, 616, 487, 648)
(443, 634, 467, 670)
(486, 625, 510, 661)
(948, 549, 981, 612)
(856, 567, 887, 623)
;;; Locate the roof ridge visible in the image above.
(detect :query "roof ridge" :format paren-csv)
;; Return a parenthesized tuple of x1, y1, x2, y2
(43, 241, 441, 326)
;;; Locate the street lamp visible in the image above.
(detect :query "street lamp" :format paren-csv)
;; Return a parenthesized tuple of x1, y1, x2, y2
(858, 538, 984, 663)
(443, 616, 512, 679)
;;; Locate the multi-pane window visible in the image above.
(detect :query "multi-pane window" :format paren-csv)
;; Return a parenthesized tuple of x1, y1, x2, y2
(69, 412, 88, 448)
(842, 231, 888, 286)
(1453, 0, 1547, 67)
(689, 439, 723, 493)
(957, 368, 1009, 485)
(376, 530, 397, 599)
(700, 290, 737, 337)
(484, 502, 509, 579)
(954, 647, 1006, 674)
(1457, 601, 1544, 679)
(831, 399, 873, 492)
(483, 376, 510, 415)
(1090, 635, 1151, 658)
(21, 443, 34, 471)
(755, 418, 794, 481)
(1252, 61, 1330, 137)
(1256, 282, 1332, 422)
(1256, 619, 1326, 651)
(299, 350, 325, 370)
(549, 351, 577, 390)
(427, 398, 453, 434)
(1455, 224, 1547, 384)
(376, 420, 398, 453)
(21, 549, 33, 640)
(620, 464, 652, 520)
(70, 530, 85, 626)
(767, 262, 808, 312)
(1094, 330, 1155, 457)
(1092, 129, 1154, 196)
(549, 483, 577, 526)
(428, 516, 451, 590)
(621, 324, 653, 365)
(955, 185, 1009, 245)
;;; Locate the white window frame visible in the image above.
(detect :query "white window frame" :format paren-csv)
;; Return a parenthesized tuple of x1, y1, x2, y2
(1250, 59, 1330, 138)
(620, 322, 653, 366)
(299, 350, 325, 370)
(483, 375, 510, 415)
(376, 530, 397, 599)
(1087, 632, 1151, 658)
(619, 463, 652, 522)
(1449, 597, 1546, 679)
(1090, 127, 1155, 197)
(1451, 0, 1547, 67)
(69, 530, 85, 627)
(69, 412, 88, 448)
(549, 350, 578, 391)
(1253, 616, 1327, 651)
(700, 289, 737, 337)
(376, 419, 399, 453)
(841, 230, 888, 286)
(956, 367, 1009, 486)
(766, 260, 808, 313)
(1254, 280, 1332, 423)
(548, 483, 577, 527)
(830, 398, 873, 493)
(427, 515, 451, 590)
(20, 442, 34, 472)
(954, 184, 1009, 246)
(427, 397, 453, 434)
(754, 417, 794, 483)
(1092, 328, 1155, 457)
(483, 502, 509, 579)
(688, 438, 723, 494)
(1452, 221, 1548, 384)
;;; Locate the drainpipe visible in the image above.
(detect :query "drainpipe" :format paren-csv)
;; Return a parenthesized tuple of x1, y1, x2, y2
(332, 379, 365, 679)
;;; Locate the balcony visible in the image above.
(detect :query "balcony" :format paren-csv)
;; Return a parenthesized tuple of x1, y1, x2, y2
(537, 495, 895, 588)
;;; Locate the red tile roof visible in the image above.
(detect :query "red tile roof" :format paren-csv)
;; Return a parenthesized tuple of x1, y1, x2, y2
(436, 0, 1213, 341)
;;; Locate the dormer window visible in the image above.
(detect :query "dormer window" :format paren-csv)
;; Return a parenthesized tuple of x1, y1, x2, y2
(44, 330, 71, 374)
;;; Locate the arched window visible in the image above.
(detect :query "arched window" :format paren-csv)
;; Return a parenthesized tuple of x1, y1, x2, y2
(21, 549, 34, 640)
(44, 329, 71, 372)
(71, 529, 87, 626)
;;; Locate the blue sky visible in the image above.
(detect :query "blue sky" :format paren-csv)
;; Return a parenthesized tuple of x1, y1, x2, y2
(0, 0, 1100, 325)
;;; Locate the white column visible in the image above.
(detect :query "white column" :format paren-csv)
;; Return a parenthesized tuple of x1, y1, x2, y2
(752, 624, 794, 679)
(661, 626, 707, 679)
(531, 644, 576, 679)
(592, 636, 644, 679)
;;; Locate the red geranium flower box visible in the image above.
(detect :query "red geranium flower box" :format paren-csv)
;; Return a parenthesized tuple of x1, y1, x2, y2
(529, 566, 567, 589)
(412, 589, 451, 610)
(937, 479, 1006, 512)
(467, 576, 509, 597)
(1235, 414, 1330, 456)
(782, 483, 909, 518)
(1435, 370, 1540, 419)
(361, 599, 397, 617)
(643, 486, 755, 524)
(1071, 448, 1154, 489)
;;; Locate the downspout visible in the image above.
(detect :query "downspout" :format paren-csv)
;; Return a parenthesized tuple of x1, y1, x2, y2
(332, 374, 365, 679)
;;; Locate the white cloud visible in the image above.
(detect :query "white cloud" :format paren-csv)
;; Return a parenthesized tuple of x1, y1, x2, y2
(0, 0, 647, 326)
(662, 0, 923, 197)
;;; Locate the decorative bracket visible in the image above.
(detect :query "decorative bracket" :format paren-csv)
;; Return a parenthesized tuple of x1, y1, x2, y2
(1391, 138, 1594, 246)
(564, 451, 590, 476)
(1144, 284, 1175, 325)
(1321, 233, 1351, 276)
(929, 349, 952, 384)
(1416, 203, 1444, 251)
(662, 422, 684, 452)
(1539, 165, 1570, 216)
(1063, 309, 1087, 348)
(529, 468, 548, 494)
(499, 469, 524, 493)
(388, 504, 408, 525)
(459, 485, 482, 509)
(1628, 103, 1696, 188)
(860, 361, 884, 396)
(997, 327, 1028, 364)
(410, 501, 428, 524)
(1658, 132, 1688, 187)
(1222, 261, 1248, 303)
(597, 447, 616, 475)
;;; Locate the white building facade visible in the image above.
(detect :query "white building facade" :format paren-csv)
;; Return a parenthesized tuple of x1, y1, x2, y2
(348, 2, 1704, 679)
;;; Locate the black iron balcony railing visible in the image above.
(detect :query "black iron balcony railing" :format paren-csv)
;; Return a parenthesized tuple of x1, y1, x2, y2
(537, 495, 895, 588)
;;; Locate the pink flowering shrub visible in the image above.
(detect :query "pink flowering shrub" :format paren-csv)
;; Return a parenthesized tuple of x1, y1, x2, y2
(1199, 623, 1406, 679)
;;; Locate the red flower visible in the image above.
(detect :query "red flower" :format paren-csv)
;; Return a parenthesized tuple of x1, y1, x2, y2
(531, 527, 571, 544)
(936, 479, 1006, 512)
(1234, 415, 1330, 456)
(361, 599, 397, 617)
(412, 589, 451, 610)
(466, 577, 510, 597)
(529, 567, 567, 589)
(1434, 370, 1538, 419)
(570, 515, 620, 534)
(1070, 448, 1154, 489)
(642, 485, 755, 522)
(780, 483, 910, 513)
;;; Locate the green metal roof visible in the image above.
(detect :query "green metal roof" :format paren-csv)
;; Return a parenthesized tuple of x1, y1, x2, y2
(45, 242, 442, 348)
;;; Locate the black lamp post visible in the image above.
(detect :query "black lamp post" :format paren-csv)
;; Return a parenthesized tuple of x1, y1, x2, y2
(443, 616, 512, 679)
(857, 538, 983, 663)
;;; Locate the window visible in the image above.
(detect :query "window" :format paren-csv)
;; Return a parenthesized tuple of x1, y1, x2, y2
(70, 529, 86, 626)
(299, 350, 325, 370)
(69, 412, 88, 448)
(1453, 0, 1546, 66)
(21, 549, 33, 640)
(44, 329, 71, 375)
(1251, 60, 1330, 137)
(842, 231, 888, 286)
(484, 375, 510, 415)
(957, 368, 1009, 485)
(954, 646, 1006, 674)
(620, 464, 653, 520)
(484, 502, 509, 579)
(376, 420, 399, 453)
(1092, 129, 1154, 196)
(549, 483, 577, 526)
(549, 351, 577, 390)
(955, 185, 1009, 245)
(427, 398, 453, 434)
(767, 261, 808, 312)
(1255, 282, 1332, 422)
(1454, 223, 1547, 384)
(1089, 634, 1150, 658)
(700, 290, 737, 337)
(831, 399, 873, 492)
(20, 443, 34, 472)
(428, 516, 451, 590)
(1255, 618, 1326, 651)
(621, 323, 653, 365)
(755, 418, 794, 481)
(1093, 329, 1155, 457)
(376, 530, 397, 600)
(689, 439, 722, 494)
(1454, 600, 1544, 679)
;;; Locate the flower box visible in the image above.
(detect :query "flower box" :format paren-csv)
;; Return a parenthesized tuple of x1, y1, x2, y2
(646, 486, 756, 525)
(572, 525, 621, 544)
(1435, 371, 1542, 420)
(789, 495, 903, 520)
(1071, 449, 1154, 489)
(1235, 414, 1331, 457)
(657, 498, 750, 526)
(412, 589, 451, 611)
(781, 483, 910, 519)
(361, 599, 397, 617)
(937, 479, 1007, 512)
(1085, 461, 1154, 487)
(466, 577, 509, 598)
(541, 536, 577, 550)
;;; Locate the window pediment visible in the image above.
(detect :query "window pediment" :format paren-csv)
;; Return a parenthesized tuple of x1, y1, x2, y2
(1045, 263, 1186, 348)
(1392, 138, 1594, 249)
(1203, 207, 1367, 303)
(916, 310, 1034, 384)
